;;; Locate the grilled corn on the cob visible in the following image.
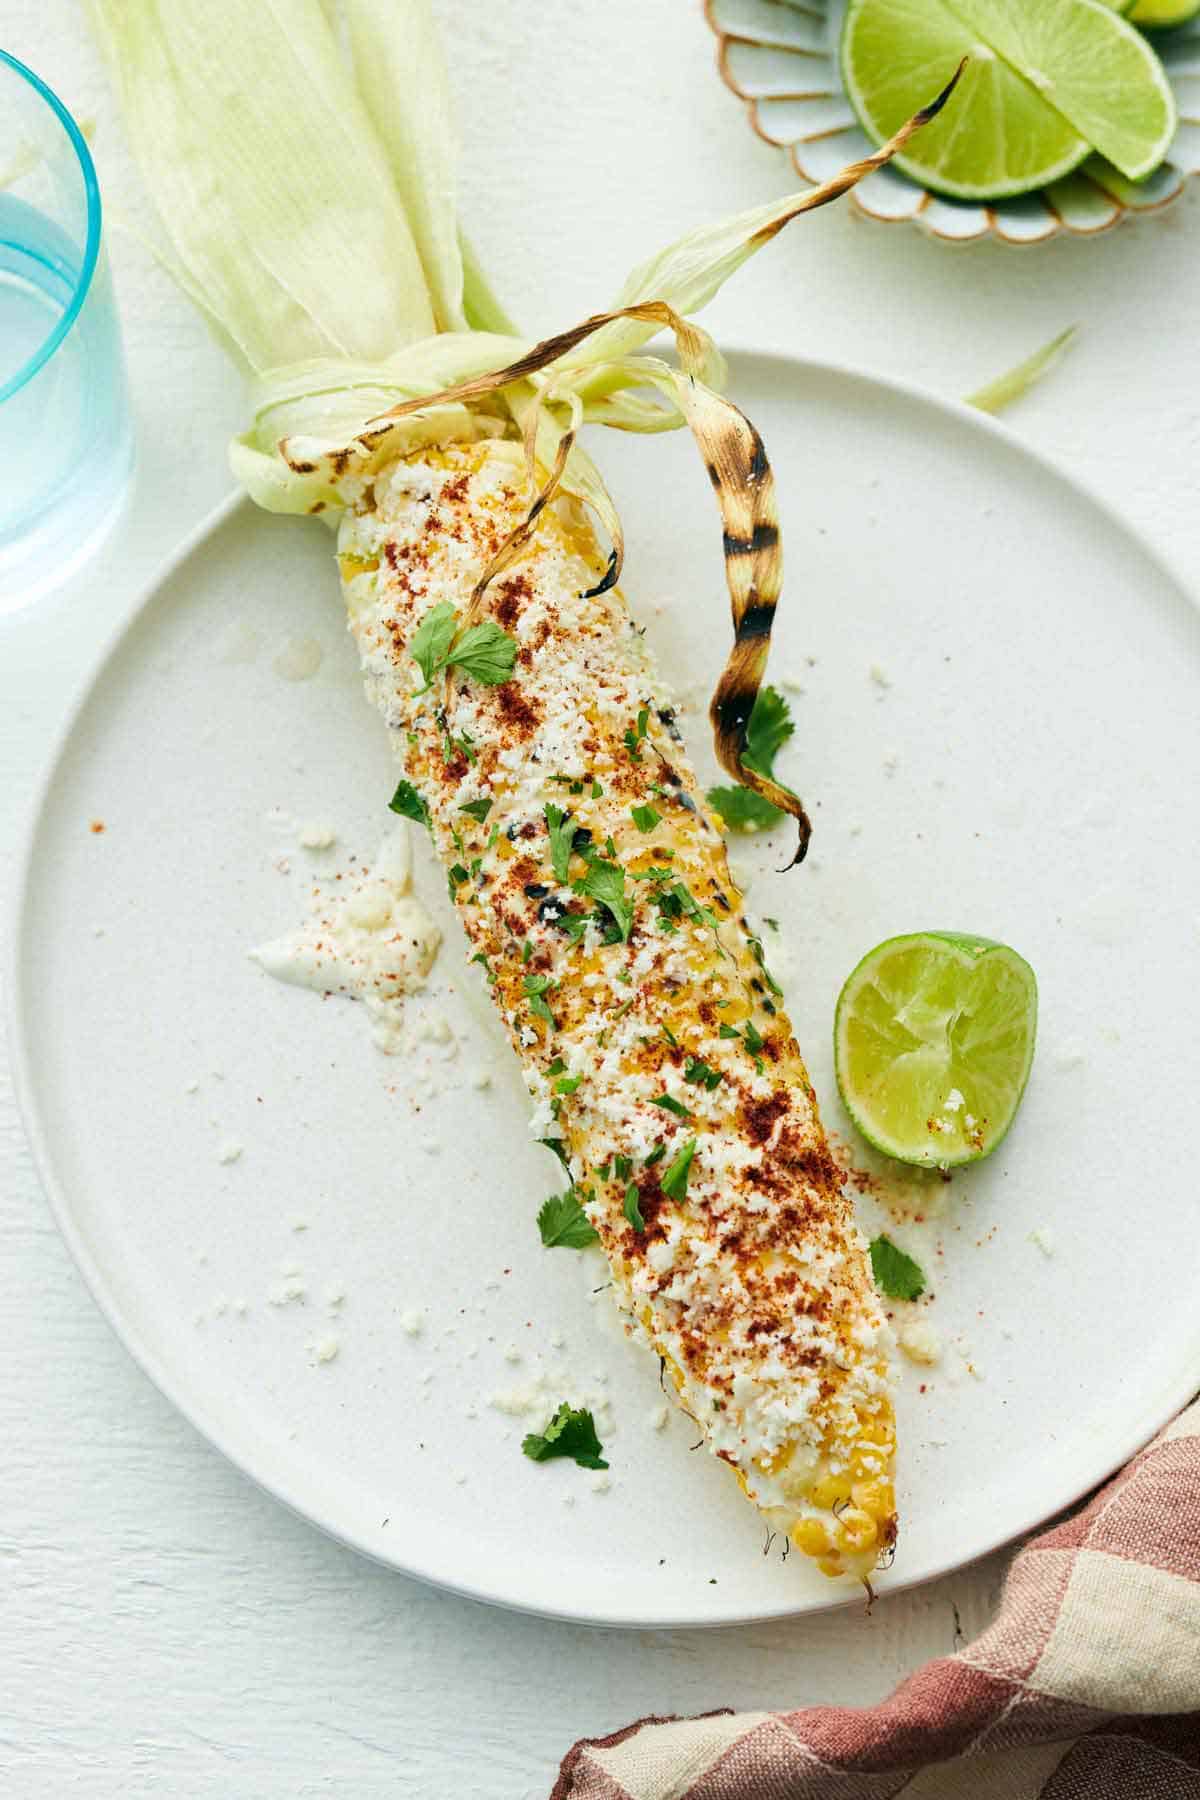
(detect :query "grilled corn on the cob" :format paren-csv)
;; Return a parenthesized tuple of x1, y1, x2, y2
(339, 435, 897, 1581)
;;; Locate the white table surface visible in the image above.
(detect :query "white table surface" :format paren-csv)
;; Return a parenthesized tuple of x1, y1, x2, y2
(2, 4, 1197, 1795)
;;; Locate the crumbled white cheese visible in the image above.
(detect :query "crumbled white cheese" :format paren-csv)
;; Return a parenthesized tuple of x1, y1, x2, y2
(899, 1319, 942, 1366)
(1029, 1226, 1056, 1258)
(312, 1334, 340, 1364)
(590, 1472, 611, 1494)
(869, 663, 891, 691)
(943, 1088, 964, 1113)
(882, 750, 900, 776)
(297, 821, 337, 851)
(502, 1343, 522, 1365)
(268, 1276, 306, 1307)
(216, 1140, 243, 1166)
(324, 1284, 345, 1310)
(183, 1079, 200, 1095)
(650, 1405, 669, 1431)
(400, 1309, 424, 1336)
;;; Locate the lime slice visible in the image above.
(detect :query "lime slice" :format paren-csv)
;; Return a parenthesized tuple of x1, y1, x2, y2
(841, 0, 1177, 200)
(1128, 0, 1200, 24)
(841, 0, 1091, 200)
(834, 932, 1037, 1169)
(948, 0, 1177, 179)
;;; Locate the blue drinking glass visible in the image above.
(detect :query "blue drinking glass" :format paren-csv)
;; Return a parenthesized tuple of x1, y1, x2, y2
(0, 50, 133, 609)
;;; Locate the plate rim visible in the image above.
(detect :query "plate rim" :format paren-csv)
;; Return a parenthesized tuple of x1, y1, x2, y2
(9, 348, 1200, 1629)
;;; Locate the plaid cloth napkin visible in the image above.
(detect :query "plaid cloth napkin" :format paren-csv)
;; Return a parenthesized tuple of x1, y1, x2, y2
(553, 1399, 1200, 1798)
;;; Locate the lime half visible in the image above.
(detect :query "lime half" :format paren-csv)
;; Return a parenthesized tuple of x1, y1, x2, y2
(835, 932, 1037, 1169)
(1129, 0, 1200, 25)
(841, 0, 1176, 200)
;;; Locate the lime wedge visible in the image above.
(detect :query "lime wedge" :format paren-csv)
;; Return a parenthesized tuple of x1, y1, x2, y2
(841, 0, 1177, 200)
(948, 0, 1177, 179)
(834, 932, 1037, 1169)
(841, 0, 1091, 200)
(1128, 0, 1200, 24)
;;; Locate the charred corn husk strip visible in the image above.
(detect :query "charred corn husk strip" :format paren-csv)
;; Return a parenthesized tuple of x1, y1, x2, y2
(338, 437, 897, 1580)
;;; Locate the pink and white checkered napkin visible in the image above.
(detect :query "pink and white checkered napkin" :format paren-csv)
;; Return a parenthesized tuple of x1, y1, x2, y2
(553, 1400, 1200, 1799)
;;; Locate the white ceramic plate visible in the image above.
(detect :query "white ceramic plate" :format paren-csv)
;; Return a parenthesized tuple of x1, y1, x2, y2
(12, 351, 1200, 1627)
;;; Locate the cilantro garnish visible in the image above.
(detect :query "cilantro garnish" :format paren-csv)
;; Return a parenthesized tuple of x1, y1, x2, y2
(684, 1059, 722, 1091)
(591, 780, 604, 799)
(644, 1142, 666, 1168)
(554, 1074, 582, 1095)
(537, 1191, 600, 1250)
(524, 973, 557, 1027)
(631, 804, 661, 833)
(869, 1236, 926, 1302)
(706, 685, 797, 833)
(718, 1023, 742, 1041)
(540, 1137, 571, 1172)
(410, 599, 517, 691)
(749, 935, 783, 997)
(660, 1139, 697, 1203)
(447, 862, 470, 900)
(623, 707, 650, 762)
(471, 951, 496, 985)
(652, 1093, 691, 1118)
(661, 1023, 679, 1048)
(574, 859, 634, 942)
(743, 1018, 765, 1054)
(623, 1182, 645, 1233)
(389, 780, 429, 827)
(613, 1155, 632, 1180)
(459, 797, 492, 823)
(544, 804, 576, 884)
(522, 1402, 609, 1471)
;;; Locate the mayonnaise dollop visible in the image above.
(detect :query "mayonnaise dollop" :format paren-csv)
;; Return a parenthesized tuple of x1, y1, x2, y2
(251, 826, 440, 1052)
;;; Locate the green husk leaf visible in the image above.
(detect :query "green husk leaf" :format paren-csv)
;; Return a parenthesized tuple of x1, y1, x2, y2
(967, 327, 1078, 416)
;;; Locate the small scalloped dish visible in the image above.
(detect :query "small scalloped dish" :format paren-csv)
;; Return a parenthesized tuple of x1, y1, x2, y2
(706, 0, 1200, 243)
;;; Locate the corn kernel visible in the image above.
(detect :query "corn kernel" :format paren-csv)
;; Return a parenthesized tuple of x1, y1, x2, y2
(817, 1555, 844, 1579)
(809, 1473, 850, 1511)
(851, 1478, 895, 1521)
(835, 1507, 878, 1553)
(790, 1517, 830, 1557)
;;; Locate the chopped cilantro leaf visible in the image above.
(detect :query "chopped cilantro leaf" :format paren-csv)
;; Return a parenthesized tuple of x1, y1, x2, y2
(591, 780, 603, 798)
(685, 1058, 723, 1091)
(548, 1057, 566, 1076)
(471, 951, 496, 985)
(631, 804, 661, 833)
(763, 917, 780, 933)
(718, 1023, 742, 1041)
(661, 1024, 679, 1048)
(637, 707, 650, 738)
(537, 1191, 600, 1250)
(544, 803, 576, 885)
(613, 1155, 632, 1181)
(522, 1402, 609, 1470)
(749, 935, 784, 997)
(554, 1074, 582, 1095)
(558, 910, 592, 943)
(447, 862, 470, 900)
(869, 1236, 926, 1303)
(409, 601, 459, 687)
(706, 784, 782, 832)
(524, 973, 557, 1027)
(539, 1137, 571, 1172)
(458, 797, 492, 823)
(652, 1093, 691, 1118)
(574, 859, 634, 942)
(410, 599, 516, 690)
(623, 1182, 645, 1233)
(705, 686, 797, 832)
(388, 780, 430, 827)
(644, 1142, 666, 1168)
(660, 1139, 697, 1203)
(743, 1018, 765, 1054)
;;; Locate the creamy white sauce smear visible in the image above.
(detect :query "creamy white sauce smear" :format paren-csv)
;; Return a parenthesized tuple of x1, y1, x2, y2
(250, 826, 440, 1052)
